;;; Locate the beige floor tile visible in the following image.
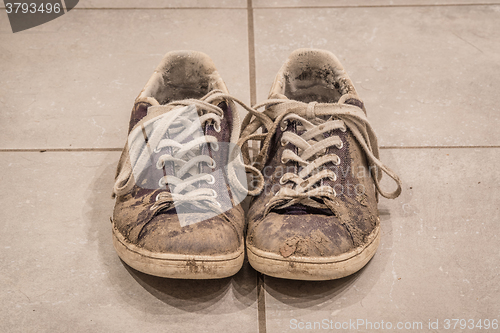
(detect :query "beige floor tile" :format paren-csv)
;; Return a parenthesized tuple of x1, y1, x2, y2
(0, 8, 249, 149)
(77, 0, 246, 8)
(253, 5, 500, 146)
(253, 0, 500, 7)
(262, 148, 500, 332)
(0, 152, 258, 333)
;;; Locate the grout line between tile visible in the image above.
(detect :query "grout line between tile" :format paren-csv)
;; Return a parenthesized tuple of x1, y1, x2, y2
(0, 148, 123, 152)
(3, 3, 497, 10)
(257, 272, 267, 333)
(251, 2, 500, 9)
(247, 0, 257, 106)
(52, 7, 245, 10)
(250, 5, 265, 332)
(1, 146, 499, 153)
(379, 145, 500, 149)
(0, 5, 245, 10)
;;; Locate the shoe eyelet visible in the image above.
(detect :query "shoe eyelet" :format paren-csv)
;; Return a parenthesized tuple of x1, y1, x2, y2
(279, 176, 286, 185)
(215, 201, 222, 207)
(337, 141, 344, 149)
(207, 174, 216, 184)
(154, 147, 161, 153)
(281, 140, 288, 147)
(156, 160, 164, 169)
(341, 126, 347, 132)
(211, 189, 218, 198)
(335, 157, 341, 166)
(155, 193, 161, 201)
(211, 142, 219, 151)
(214, 122, 221, 133)
(280, 120, 288, 131)
(209, 159, 216, 169)
(158, 178, 166, 187)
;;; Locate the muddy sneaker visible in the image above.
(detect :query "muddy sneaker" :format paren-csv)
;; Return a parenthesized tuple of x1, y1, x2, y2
(112, 51, 250, 279)
(240, 49, 402, 280)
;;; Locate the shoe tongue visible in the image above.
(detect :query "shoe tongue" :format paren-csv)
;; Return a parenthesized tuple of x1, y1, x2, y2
(274, 99, 349, 217)
(273, 121, 334, 217)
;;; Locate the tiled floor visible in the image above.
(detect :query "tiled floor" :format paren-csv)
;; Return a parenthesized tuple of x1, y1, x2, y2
(1, 1, 499, 332)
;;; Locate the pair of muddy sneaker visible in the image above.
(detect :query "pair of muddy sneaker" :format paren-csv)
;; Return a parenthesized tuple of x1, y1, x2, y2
(111, 49, 401, 281)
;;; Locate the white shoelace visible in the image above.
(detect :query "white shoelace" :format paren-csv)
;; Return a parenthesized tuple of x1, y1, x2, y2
(114, 90, 253, 214)
(114, 91, 402, 217)
(148, 103, 222, 212)
(238, 94, 402, 215)
(270, 112, 347, 211)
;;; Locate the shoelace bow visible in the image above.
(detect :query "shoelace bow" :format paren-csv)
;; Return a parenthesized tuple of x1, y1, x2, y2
(113, 90, 255, 214)
(238, 94, 402, 215)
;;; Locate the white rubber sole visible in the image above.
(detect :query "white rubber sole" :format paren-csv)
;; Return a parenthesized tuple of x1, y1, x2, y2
(112, 226, 244, 279)
(247, 225, 380, 281)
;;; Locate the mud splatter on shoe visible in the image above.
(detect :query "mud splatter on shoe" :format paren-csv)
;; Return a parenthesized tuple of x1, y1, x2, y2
(240, 49, 402, 280)
(112, 51, 249, 279)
